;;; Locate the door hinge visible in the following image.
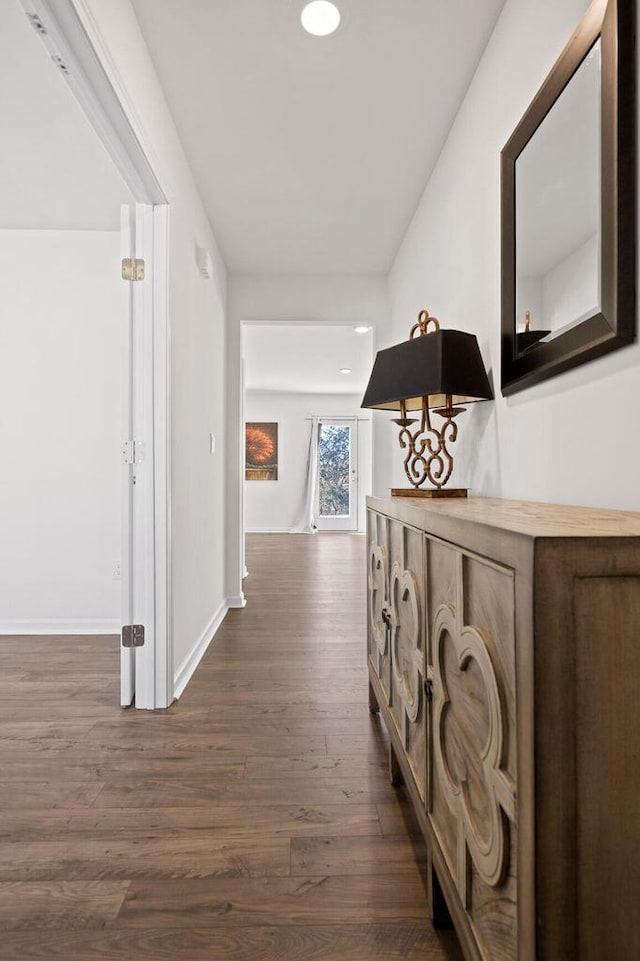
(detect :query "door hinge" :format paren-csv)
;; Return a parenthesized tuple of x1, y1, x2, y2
(122, 440, 143, 465)
(121, 257, 145, 281)
(122, 624, 145, 648)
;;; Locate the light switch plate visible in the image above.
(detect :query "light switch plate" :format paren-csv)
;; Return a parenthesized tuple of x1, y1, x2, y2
(196, 245, 214, 279)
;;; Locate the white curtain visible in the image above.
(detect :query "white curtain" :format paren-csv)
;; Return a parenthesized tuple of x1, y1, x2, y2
(291, 416, 320, 533)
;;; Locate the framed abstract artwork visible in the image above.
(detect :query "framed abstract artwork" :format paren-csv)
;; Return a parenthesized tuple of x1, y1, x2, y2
(245, 422, 278, 481)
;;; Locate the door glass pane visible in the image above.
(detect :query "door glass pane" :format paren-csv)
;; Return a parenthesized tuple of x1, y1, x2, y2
(318, 424, 351, 517)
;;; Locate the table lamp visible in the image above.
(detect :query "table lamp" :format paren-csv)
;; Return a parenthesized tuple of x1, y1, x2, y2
(361, 309, 493, 497)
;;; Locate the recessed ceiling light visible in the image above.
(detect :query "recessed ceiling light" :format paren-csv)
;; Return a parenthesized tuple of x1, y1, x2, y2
(339, 368, 352, 374)
(301, 1, 341, 37)
(354, 326, 370, 334)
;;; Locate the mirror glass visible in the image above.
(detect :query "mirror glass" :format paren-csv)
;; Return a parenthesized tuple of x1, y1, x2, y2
(515, 41, 601, 355)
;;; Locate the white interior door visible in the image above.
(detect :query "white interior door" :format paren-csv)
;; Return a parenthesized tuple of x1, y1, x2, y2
(315, 418, 358, 532)
(120, 203, 156, 707)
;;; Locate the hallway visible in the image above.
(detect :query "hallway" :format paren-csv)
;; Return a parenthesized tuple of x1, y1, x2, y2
(0, 534, 460, 960)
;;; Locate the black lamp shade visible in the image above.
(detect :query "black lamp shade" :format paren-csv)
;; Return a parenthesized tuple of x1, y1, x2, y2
(361, 329, 493, 411)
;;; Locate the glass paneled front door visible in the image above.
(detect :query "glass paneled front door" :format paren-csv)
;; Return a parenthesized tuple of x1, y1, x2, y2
(315, 419, 358, 531)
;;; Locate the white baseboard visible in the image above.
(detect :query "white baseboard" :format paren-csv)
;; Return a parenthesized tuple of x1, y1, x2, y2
(173, 600, 230, 700)
(0, 619, 120, 636)
(244, 527, 290, 533)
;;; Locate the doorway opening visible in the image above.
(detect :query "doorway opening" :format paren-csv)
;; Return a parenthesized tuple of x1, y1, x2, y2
(0, 0, 171, 709)
(241, 322, 373, 563)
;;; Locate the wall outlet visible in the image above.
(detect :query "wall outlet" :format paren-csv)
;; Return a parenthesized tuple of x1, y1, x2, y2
(112, 561, 121, 580)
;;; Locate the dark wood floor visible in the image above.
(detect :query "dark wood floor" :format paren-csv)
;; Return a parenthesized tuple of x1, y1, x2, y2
(0, 533, 462, 960)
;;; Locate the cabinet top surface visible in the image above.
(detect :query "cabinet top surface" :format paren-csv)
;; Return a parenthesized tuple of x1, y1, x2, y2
(367, 495, 640, 539)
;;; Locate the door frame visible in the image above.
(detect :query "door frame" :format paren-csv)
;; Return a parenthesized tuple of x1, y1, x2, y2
(20, 0, 173, 709)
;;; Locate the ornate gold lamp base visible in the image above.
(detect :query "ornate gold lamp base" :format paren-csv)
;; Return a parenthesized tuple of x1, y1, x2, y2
(390, 487, 468, 498)
(391, 380, 467, 498)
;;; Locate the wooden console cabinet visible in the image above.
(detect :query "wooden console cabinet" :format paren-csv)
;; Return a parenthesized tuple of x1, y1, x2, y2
(366, 495, 640, 961)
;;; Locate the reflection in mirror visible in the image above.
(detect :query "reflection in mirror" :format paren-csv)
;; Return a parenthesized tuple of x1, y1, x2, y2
(515, 41, 601, 354)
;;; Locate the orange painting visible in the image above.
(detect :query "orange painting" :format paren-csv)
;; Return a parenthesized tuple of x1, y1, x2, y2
(245, 422, 278, 481)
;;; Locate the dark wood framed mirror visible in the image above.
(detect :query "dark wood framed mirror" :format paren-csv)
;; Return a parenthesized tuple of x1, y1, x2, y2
(501, 0, 635, 395)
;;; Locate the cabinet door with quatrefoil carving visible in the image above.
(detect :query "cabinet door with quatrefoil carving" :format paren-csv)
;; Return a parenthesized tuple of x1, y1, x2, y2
(427, 537, 518, 961)
(367, 510, 391, 703)
(388, 520, 427, 803)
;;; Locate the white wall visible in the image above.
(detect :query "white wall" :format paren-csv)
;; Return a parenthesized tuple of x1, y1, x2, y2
(0, 230, 121, 632)
(388, 0, 640, 512)
(244, 391, 371, 533)
(227, 274, 389, 601)
(74, 0, 229, 677)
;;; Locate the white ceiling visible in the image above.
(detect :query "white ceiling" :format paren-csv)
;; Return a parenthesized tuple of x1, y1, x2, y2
(131, 0, 506, 274)
(244, 323, 373, 394)
(0, 0, 132, 230)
